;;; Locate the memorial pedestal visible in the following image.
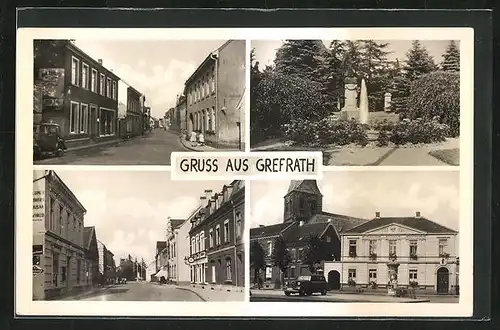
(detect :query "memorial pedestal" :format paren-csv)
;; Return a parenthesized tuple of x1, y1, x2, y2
(340, 108, 360, 121)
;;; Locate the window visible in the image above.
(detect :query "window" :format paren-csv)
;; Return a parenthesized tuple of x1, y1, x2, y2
(211, 107, 216, 131)
(100, 74, 105, 95)
(82, 63, 89, 89)
(348, 239, 357, 257)
(200, 232, 205, 251)
(348, 269, 356, 280)
(369, 269, 377, 281)
(267, 241, 272, 256)
(388, 240, 397, 255)
(76, 259, 81, 283)
(311, 200, 317, 214)
(209, 229, 214, 248)
(369, 240, 377, 254)
(112, 81, 117, 100)
(106, 77, 111, 98)
(409, 269, 418, 282)
(226, 258, 232, 281)
(80, 103, 89, 133)
(298, 248, 303, 261)
(99, 108, 116, 136)
(91, 69, 97, 92)
(196, 234, 200, 253)
(291, 248, 297, 261)
(201, 78, 205, 98)
(191, 237, 195, 254)
(326, 236, 331, 243)
(224, 220, 230, 243)
(410, 240, 418, 257)
(52, 252, 59, 286)
(70, 101, 80, 134)
(235, 212, 242, 239)
(71, 56, 80, 86)
(211, 68, 215, 92)
(438, 239, 448, 255)
(215, 225, 221, 245)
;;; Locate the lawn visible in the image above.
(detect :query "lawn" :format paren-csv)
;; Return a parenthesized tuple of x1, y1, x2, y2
(428, 148, 460, 166)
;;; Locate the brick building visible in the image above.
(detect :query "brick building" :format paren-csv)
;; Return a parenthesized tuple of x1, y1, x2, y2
(184, 40, 246, 150)
(32, 170, 91, 300)
(83, 227, 99, 286)
(34, 40, 120, 149)
(187, 181, 245, 287)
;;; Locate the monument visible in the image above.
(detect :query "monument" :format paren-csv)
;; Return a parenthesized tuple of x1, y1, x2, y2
(340, 77, 359, 121)
(384, 92, 392, 112)
(387, 261, 400, 296)
(359, 78, 369, 125)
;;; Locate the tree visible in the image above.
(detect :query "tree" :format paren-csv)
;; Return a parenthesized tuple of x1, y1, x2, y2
(270, 236, 291, 287)
(441, 40, 460, 72)
(404, 40, 438, 82)
(389, 58, 411, 114)
(303, 232, 327, 273)
(250, 241, 266, 287)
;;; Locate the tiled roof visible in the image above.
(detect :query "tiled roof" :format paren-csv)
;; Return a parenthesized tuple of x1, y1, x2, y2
(250, 222, 294, 238)
(169, 219, 185, 229)
(286, 180, 323, 196)
(156, 241, 167, 251)
(230, 180, 245, 196)
(343, 216, 458, 234)
(83, 226, 95, 250)
(308, 212, 368, 233)
(282, 222, 330, 243)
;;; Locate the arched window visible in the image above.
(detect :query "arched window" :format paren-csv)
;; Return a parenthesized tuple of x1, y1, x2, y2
(226, 258, 232, 281)
(235, 212, 242, 239)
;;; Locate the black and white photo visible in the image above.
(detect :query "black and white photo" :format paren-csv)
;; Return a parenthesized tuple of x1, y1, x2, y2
(250, 39, 461, 166)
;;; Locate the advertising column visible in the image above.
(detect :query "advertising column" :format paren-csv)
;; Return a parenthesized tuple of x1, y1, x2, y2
(32, 171, 47, 300)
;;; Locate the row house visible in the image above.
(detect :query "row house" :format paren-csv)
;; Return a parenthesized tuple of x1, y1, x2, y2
(104, 248, 117, 284)
(34, 40, 120, 149)
(187, 181, 245, 287)
(165, 217, 190, 284)
(33, 170, 92, 300)
(117, 80, 144, 138)
(184, 40, 246, 150)
(177, 94, 187, 132)
(84, 227, 99, 286)
(154, 241, 168, 280)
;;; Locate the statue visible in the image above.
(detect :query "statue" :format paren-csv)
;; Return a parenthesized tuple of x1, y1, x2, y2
(340, 77, 360, 121)
(387, 261, 400, 296)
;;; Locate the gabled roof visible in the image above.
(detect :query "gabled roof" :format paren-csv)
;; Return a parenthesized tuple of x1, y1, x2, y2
(282, 222, 331, 243)
(83, 226, 96, 250)
(169, 219, 186, 229)
(250, 222, 295, 239)
(286, 180, 323, 196)
(343, 216, 458, 234)
(308, 212, 368, 233)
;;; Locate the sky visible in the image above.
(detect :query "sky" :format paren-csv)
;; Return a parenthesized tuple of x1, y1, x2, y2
(73, 40, 227, 119)
(252, 40, 459, 68)
(55, 170, 231, 273)
(250, 171, 460, 232)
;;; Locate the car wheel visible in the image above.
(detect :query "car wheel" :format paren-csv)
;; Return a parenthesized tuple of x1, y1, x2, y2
(321, 289, 327, 296)
(299, 288, 305, 296)
(285, 292, 291, 296)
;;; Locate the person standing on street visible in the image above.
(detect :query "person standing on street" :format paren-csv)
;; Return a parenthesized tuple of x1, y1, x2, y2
(190, 130, 198, 147)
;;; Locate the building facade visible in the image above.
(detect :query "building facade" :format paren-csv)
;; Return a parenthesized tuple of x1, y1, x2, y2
(104, 248, 116, 284)
(164, 218, 187, 284)
(33, 170, 91, 300)
(34, 40, 120, 149)
(126, 86, 143, 137)
(154, 241, 168, 278)
(184, 40, 246, 150)
(187, 181, 245, 287)
(177, 94, 187, 132)
(84, 227, 99, 286)
(337, 212, 459, 294)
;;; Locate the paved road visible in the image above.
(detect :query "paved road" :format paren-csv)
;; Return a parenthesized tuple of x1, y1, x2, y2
(34, 129, 187, 165)
(250, 292, 459, 303)
(73, 282, 203, 301)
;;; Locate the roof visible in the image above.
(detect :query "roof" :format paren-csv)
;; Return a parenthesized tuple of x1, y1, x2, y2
(230, 180, 245, 197)
(156, 241, 167, 251)
(169, 219, 186, 229)
(282, 222, 330, 243)
(64, 41, 120, 80)
(286, 180, 323, 196)
(184, 40, 232, 87)
(308, 212, 368, 233)
(250, 222, 295, 239)
(83, 226, 95, 250)
(344, 216, 458, 234)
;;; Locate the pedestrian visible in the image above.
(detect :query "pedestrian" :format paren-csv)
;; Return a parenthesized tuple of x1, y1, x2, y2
(190, 130, 198, 147)
(198, 131, 205, 146)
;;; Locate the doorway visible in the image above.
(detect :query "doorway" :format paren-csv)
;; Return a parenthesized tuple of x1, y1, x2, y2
(437, 267, 450, 294)
(327, 270, 341, 290)
(90, 105, 98, 138)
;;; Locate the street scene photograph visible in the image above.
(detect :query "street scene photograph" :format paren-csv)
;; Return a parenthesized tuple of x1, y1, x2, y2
(32, 170, 245, 301)
(250, 39, 460, 166)
(249, 171, 460, 303)
(33, 38, 246, 165)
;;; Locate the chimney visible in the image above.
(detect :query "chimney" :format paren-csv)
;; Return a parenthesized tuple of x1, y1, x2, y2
(415, 211, 421, 218)
(204, 189, 213, 201)
(199, 196, 207, 208)
(375, 212, 380, 219)
(98, 59, 103, 65)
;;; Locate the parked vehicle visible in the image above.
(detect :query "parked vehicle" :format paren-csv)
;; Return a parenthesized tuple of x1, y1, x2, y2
(284, 274, 328, 296)
(33, 122, 66, 159)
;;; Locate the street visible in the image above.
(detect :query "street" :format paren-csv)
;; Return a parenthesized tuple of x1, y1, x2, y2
(34, 129, 188, 165)
(68, 282, 204, 301)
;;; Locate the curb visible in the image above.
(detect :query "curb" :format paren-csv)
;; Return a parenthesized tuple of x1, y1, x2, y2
(175, 287, 207, 302)
(178, 135, 217, 152)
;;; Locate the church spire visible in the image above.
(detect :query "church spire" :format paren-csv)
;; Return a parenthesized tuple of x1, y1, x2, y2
(283, 180, 323, 223)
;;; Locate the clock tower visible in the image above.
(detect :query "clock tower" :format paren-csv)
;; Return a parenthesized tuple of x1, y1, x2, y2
(283, 180, 323, 223)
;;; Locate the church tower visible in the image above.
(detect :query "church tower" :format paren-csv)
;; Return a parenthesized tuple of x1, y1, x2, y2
(283, 180, 323, 223)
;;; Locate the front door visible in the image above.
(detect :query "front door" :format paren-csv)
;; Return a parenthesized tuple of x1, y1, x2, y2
(90, 105, 97, 138)
(437, 267, 449, 294)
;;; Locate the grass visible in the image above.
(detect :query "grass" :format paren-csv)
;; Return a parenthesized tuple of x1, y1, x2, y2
(428, 148, 460, 166)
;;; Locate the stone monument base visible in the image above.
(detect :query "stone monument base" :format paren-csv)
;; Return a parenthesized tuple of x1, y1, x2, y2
(340, 108, 360, 121)
(387, 287, 396, 296)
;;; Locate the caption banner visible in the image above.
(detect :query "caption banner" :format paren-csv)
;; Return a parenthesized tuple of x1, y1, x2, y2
(171, 152, 323, 181)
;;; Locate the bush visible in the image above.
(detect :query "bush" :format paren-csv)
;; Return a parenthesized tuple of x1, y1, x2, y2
(377, 117, 450, 145)
(405, 71, 460, 137)
(283, 118, 368, 147)
(409, 281, 419, 288)
(369, 281, 377, 289)
(347, 278, 356, 287)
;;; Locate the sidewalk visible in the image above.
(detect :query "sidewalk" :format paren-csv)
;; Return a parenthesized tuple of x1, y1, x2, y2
(155, 282, 245, 301)
(250, 289, 430, 303)
(55, 284, 116, 301)
(178, 135, 241, 152)
(65, 135, 147, 153)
